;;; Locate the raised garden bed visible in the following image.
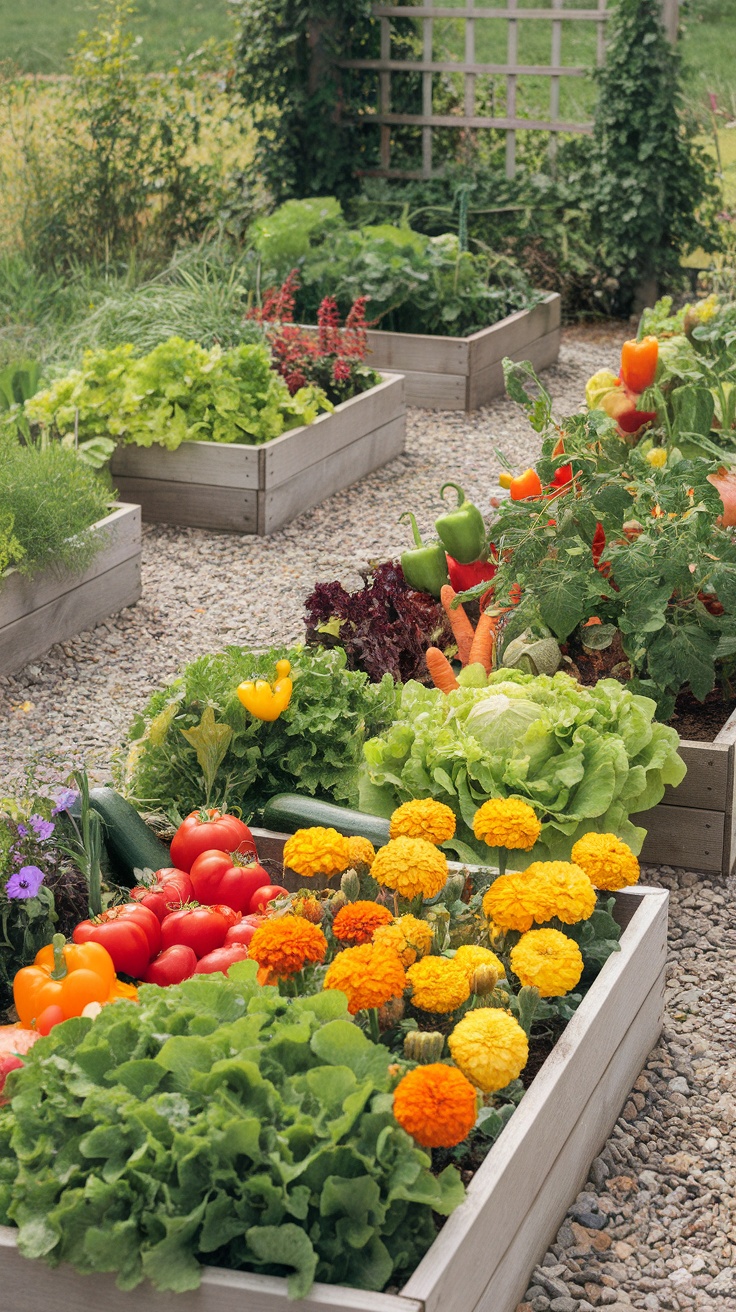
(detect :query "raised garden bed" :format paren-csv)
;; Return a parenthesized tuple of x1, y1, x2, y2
(0, 876, 666, 1312)
(110, 374, 406, 535)
(362, 294, 561, 411)
(0, 502, 142, 679)
(639, 705, 736, 876)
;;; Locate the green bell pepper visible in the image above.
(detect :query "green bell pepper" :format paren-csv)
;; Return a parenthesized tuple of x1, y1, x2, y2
(399, 512, 450, 598)
(434, 483, 486, 564)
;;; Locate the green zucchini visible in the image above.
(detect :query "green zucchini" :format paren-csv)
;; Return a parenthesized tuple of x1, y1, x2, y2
(89, 786, 171, 886)
(261, 794, 391, 847)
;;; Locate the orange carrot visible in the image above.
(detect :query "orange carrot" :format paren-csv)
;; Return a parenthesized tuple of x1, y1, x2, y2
(425, 647, 459, 693)
(440, 585, 475, 665)
(467, 612, 495, 675)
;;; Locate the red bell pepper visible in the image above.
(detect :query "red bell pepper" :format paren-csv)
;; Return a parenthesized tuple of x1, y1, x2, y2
(445, 554, 497, 593)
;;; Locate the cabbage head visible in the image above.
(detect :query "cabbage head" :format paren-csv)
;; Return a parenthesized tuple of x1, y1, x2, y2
(360, 669, 686, 865)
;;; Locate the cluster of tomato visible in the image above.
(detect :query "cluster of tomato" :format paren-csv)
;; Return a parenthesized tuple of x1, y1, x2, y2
(72, 809, 289, 987)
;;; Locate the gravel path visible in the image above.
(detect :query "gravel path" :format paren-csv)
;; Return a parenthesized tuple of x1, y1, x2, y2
(0, 330, 621, 786)
(518, 867, 736, 1312)
(10, 327, 735, 1311)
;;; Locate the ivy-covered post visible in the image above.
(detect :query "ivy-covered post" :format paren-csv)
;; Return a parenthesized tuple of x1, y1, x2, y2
(588, 0, 717, 315)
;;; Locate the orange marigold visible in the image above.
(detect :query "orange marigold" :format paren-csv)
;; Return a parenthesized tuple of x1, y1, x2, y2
(407, 956, 471, 1013)
(323, 942, 407, 1014)
(393, 1063, 477, 1148)
(283, 826, 351, 878)
(347, 835, 376, 868)
(249, 915, 327, 977)
(374, 913, 434, 967)
(482, 872, 540, 933)
(332, 900, 394, 945)
(371, 836, 448, 900)
(389, 799, 456, 845)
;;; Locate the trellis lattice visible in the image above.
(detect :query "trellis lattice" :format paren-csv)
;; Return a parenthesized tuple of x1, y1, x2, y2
(338, 0, 679, 179)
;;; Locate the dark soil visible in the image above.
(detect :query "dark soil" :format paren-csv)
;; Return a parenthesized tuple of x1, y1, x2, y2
(669, 688, 736, 742)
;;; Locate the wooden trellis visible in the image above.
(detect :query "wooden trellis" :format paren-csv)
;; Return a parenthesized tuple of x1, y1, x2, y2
(338, 0, 679, 179)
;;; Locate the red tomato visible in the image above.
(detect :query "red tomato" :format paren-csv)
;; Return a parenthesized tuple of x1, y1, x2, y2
(0, 1054, 24, 1104)
(144, 944, 198, 986)
(73, 910, 152, 977)
(169, 810, 255, 872)
(224, 916, 266, 948)
(160, 904, 239, 959)
(36, 1005, 65, 1036)
(131, 868, 193, 922)
(249, 884, 289, 915)
(194, 944, 250, 975)
(189, 849, 270, 914)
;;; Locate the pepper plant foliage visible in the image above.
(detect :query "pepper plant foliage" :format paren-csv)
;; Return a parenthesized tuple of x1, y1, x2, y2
(0, 966, 463, 1296)
(469, 364, 736, 718)
(586, 0, 717, 312)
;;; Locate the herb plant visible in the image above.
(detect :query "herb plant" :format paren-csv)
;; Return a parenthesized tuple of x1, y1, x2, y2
(120, 645, 398, 820)
(0, 444, 112, 583)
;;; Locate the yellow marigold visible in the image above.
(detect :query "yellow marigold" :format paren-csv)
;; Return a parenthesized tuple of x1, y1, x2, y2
(283, 826, 351, 879)
(473, 798, 542, 851)
(374, 913, 434, 967)
(453, 944, 506, 983)
(448, 1008, 529, 1093)
(510, 928, 584, 997)
(393, 1063, 478, 1148)
(482, 872, 540, 933)
(249, 915, 328, 977)
(323, 942, 407, 1014)
(332, 900, 394, 945)
(371, 836, 448, 901)
(407, 956, 471, 1014)
(389, 799, 456, 845)
(522, 860, 597, 925)
(571, 832, 640, 892)
(346, 835, 376, 868)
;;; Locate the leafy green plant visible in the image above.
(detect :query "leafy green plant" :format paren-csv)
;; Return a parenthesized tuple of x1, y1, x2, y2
(585, 0, 718, 312)
(0, 443, 112, 583)
(361, 668, 684, 863)
(250, 199, 541, 337)
(120, 644, 398, 820)
(25, 338, 332, 451)
(0, 966, 463, 1295)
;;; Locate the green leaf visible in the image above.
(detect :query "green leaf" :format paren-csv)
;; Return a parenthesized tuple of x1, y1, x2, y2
(180, 706, 233, 803)
(538, 577, 587, 640)
(245, 1224, 318, 1300)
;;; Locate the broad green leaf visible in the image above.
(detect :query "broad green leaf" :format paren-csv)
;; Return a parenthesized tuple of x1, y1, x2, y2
(180, 706, 233, 801)
(245, 1224, 318, 1300)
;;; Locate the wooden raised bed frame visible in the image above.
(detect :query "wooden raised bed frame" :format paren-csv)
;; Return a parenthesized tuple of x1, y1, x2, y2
(362, 293, 561, 411)
(110, 374, 406, 536)
(0, 879, 668, 1312)
(638, 705, 736, 876)
(0, 502, 142, 679)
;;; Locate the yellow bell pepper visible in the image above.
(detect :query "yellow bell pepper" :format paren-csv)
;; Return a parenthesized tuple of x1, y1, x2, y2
(237, 660, 293, 721)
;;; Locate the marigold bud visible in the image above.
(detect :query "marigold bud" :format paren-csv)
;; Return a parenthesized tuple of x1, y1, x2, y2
(340, 869, 361, 901)
(469, 963, 499, 996)
(378, 995, 405, 1030)
(403, 1029, 445, 1064)
(442, 872, 467, 904)
(329, 891, 348, 915)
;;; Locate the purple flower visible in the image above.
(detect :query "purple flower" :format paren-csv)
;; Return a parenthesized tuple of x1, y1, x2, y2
(5, 866, 45, 899)
(16, 824, 28, 838)
(52, 789, 78, 816)
(28, 814, 55, 841)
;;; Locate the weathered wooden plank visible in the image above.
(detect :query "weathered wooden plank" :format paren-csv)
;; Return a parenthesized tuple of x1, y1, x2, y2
(466, 327, 562, 410)
(259, 414, 406, 535)
(466, 293, 561, 373)
(638, 802, 724, 872)
(472, 967, 665, 1312)
(263, 375, 405, 489)
(714, 703, 736, 746)
(659, 740, 730, 811)
(111, 477, 259, 534)
(111, 440, 260, 490)
(365, 329, 469, 376)
(389, 369, 466, 409)
(0, 1229, 421, 1312)
(0, 557, 142, 678)
(0, 504, 140, 628)
(339, 58, 589, 77)
(374, 6, 612, 18)
(403, 889, 668, 1312)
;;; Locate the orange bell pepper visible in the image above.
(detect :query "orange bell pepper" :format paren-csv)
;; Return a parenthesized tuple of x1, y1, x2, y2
(13, 934, 118, 1028)
(620, 336, 659, 394)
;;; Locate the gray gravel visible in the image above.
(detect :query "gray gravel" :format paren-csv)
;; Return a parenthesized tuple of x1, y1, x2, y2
(0, 332, 618, 786)
(11, 329, 735, 1309)
(517, 867, 736, 1312)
